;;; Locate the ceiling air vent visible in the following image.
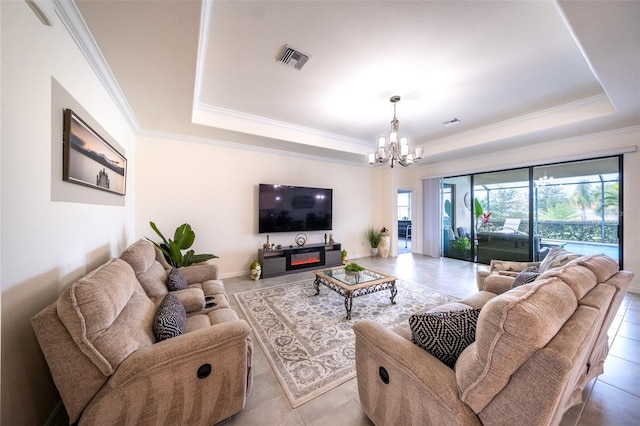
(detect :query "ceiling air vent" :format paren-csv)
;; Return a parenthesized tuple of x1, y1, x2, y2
(442, 118, 462, 127)
(277, 44, 310, 70)
(25, 0, 53, 26)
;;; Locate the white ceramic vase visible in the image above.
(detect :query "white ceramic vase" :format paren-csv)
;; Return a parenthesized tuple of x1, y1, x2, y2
(379, 235, 391, 258)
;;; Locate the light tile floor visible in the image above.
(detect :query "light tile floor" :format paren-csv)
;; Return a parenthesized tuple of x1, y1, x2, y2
(222, 254, 640, 426)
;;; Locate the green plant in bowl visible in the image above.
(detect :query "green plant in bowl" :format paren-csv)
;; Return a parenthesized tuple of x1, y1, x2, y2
(344, 262, 365, 283)
(344, 262, 365, 272)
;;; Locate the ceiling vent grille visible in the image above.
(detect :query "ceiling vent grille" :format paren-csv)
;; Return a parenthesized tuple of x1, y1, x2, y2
(442, 118, 462, 127)
(277, 45, 310, 70)
(25, 0, 53, 26)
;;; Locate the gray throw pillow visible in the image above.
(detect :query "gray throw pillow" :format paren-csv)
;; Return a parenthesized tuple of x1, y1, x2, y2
(153, 293, 186, 341)
(167, 268, 187, 291)
(409, 308, 481, 368)
(511, 266, 541, 288)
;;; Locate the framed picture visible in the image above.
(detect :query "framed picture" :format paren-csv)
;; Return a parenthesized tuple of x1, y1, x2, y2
(63, 109, 127, 195)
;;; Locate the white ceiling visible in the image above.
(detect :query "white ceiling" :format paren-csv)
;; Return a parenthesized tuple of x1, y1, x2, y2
(73, 0, 640, 165)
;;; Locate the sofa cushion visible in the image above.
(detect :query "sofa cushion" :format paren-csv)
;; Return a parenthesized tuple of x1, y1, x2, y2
(456, 277, 578, 412)
(57, 258, 155, 376)
(173, 288, 205, 313)
(167, 268, 187, 291)
(120, 239, 170, 298)
(539, 247, 580, 272)
(154, 293, 186, 341)
(539, 263, 597, 300)
(409, 308, 481, 368)
(568, 254, 620, 283)
(511, 266, 541, 288)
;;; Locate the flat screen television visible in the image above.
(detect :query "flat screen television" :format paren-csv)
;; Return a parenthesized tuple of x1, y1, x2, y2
(258, 184, 333, 233)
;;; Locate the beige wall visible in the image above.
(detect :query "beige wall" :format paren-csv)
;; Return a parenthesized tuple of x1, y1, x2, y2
(1, 2, 135, 423)
(134, 133, 383, 275)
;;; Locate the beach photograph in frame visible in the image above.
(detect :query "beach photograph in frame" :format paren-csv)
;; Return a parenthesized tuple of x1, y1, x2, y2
(63, 109, 127, 195)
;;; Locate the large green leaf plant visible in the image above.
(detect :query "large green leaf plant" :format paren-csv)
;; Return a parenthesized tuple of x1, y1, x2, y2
(148, 221, 218, 268)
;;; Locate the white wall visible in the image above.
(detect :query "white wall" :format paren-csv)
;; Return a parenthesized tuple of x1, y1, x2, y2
(135, 133, 383, 277)
(1, 2, 136, 423)
(419, 127, 640, 293)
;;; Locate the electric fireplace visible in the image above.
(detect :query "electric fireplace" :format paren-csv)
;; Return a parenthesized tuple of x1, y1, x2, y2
(286, 247, 325, 271)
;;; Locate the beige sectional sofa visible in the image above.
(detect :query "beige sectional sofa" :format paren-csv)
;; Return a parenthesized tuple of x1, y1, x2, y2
(354, 253, 633, 425)
(31, 239, 253, 425)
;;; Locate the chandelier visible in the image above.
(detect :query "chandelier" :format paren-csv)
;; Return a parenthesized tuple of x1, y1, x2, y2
(536, 171, 554, 186)
(368, 95, 423, 168)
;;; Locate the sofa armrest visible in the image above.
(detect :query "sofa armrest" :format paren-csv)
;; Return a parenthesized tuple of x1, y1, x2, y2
(111, 320, 251, 384)
(180, 261, 219, 283)
(83, 320, 253, 425)
(476, 267, 491, 291)
(353, 320, 479, 425)
(483, 274, 516, 294)
(489, 259, 540, 274)
(172, 287, 205, 313)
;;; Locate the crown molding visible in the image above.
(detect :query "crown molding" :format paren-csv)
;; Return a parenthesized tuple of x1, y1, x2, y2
(137, 128, 370, 167)
(420, 93, 614, 156)
(418, 125, 639, 179)
(54, 0, 140, 132)
(192, 102, 371, 153)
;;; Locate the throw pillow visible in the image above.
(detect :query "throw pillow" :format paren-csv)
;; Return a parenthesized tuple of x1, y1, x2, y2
(409, 308, 481, 368)
(511, 266, 541, 288)
(539, 247, 581, 272)
(153, 293, 186, 341)
(167, 268, 187, 291)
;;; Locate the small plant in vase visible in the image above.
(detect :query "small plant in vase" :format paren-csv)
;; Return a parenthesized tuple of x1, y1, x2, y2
(366, 227, 382, 256)
(344, 262, 365, 283)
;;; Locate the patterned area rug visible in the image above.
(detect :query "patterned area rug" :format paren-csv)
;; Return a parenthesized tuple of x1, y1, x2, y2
(234, 279, 457, 407)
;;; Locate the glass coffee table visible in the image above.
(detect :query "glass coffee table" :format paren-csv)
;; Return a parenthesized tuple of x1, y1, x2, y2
(313, 266, 398, 320)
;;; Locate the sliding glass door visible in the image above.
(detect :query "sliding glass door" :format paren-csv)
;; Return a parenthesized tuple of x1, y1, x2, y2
(533, 157, 620, 261)
(441, 156, 622, 265)
(441, 176, 473, 261)
(474, 168, 532, 264)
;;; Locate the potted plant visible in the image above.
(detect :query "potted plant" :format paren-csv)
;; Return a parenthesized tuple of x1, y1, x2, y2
(366, 227, 382, 256)
(452, 236, 471, 254)
(341, 249, 349, 265)
(344, 262, 365, 282)
(148, 221, 218, 268)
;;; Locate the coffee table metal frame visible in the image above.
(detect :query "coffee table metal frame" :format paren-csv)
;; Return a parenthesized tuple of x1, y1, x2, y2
(313, 266, 398, 320)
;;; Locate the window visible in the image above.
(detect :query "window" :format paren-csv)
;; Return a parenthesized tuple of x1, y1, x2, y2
(398, 191, 411, 220)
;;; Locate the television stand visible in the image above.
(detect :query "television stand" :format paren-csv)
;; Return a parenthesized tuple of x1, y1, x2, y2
(258, 243, 342, 278)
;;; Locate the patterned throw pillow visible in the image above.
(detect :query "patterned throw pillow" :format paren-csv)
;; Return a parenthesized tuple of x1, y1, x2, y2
(511, 266, 541, 288)
(539, 247, 581, 272)
(153, 293, 186, 341)
(409, 308, 481, 368)
(167, 268, 187, 291)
